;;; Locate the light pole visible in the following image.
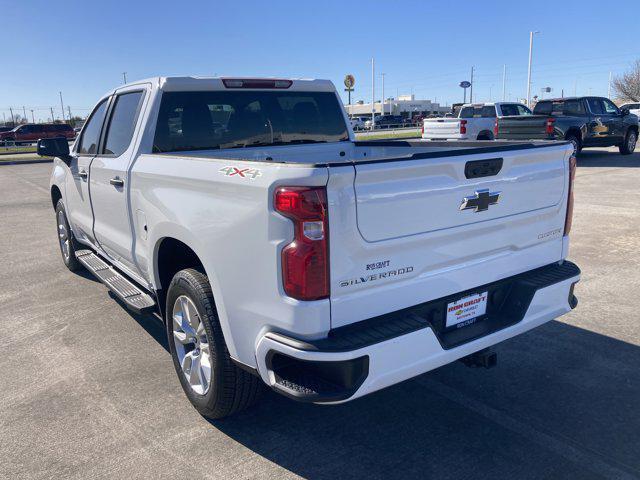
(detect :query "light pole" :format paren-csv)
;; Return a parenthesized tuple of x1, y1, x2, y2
(371, 58, 375, 129)
(30, 109, 35, 123)
(59, 92, 66, 122)
(380, 73, 385, 116)
(123, 72, 127, 84)
(526, 31, 540, 107)
(607, 71, 612, 98)
(502, 64, 506, 101)
(469, 66, 474, 103)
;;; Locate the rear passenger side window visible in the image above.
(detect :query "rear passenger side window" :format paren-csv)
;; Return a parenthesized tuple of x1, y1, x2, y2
(103, 91, 145, 156)
(481, 106, 496, 118)
(563, 100, 585, 116)
(78, 99, 109, 155)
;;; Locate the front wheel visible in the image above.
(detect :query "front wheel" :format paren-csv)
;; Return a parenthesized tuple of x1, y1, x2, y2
(619, 129, 637, 155)
(55, 200, 82, 271)
(166, 269, 264, 419)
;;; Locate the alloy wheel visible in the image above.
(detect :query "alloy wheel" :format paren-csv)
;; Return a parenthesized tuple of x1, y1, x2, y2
(57, 210, 70, 261)
(172, 295, 212, 395)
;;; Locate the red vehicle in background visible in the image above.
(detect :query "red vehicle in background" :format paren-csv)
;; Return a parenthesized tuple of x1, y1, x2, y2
(0, 123, 75, 144)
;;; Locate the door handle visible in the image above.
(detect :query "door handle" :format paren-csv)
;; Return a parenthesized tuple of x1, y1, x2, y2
(109, 177, 124, 187)
(77, 170, 88, 180)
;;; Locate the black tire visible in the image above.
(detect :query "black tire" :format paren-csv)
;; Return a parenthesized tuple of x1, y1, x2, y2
(619, 129, 637, 155)
(565, 134, 582, 156)
(55, 199, 82, 272)
(166, 268, 264, 419)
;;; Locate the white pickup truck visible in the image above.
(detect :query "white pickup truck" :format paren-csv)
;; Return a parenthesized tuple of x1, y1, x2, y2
(42, 77, 580, 419)
(422, 102, 532, 141)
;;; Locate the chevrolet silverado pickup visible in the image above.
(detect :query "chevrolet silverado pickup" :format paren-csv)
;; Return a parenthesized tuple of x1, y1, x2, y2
(42, 77, 580, 419)
(495, 96, 639, 156)
(422, 102, 532, 141)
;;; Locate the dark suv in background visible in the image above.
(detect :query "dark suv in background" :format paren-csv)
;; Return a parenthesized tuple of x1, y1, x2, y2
(495, 96, 638, 155)
(0, 123, 75, 145)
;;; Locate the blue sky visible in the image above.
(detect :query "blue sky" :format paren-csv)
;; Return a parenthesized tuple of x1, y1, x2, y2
(2, 0, 639, 122)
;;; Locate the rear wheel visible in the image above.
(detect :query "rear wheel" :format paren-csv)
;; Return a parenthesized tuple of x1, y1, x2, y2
(619, 129, 637, 155)
(55, 200, 82, 272)
(166, 269, 264, 419)
(565, 134, 581, 156)
(477, 131, 494, 141)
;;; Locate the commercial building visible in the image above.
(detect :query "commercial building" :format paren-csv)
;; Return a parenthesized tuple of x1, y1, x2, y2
(344, 94, 450, 118)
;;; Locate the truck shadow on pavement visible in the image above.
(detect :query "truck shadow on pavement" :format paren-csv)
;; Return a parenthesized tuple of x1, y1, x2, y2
(116, 303, 640, 479)
(212, 321, 640, 480)
(577, 149, 640, 167)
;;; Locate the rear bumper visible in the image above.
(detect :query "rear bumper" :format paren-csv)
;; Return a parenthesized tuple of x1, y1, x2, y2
(255, 261, 580, 403)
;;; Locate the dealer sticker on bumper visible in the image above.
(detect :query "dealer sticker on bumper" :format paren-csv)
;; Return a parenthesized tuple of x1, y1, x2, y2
(446, 291, 488, 328)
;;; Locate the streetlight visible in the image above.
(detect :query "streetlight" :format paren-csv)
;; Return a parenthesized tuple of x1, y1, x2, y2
(59, 91, 66, 122)
(526, 31, 540, 107)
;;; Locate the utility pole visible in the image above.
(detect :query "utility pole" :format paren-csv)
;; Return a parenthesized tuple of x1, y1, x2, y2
(30, 109, 35, 123)
(371, 58, 375, 129)
(502, 64, 506, 101)
(59, 92, 66, 122)
(607, 71, 612, 98)
(9, 107, 14, 125)
(469, 66, 474, 103)
(381, 73, 385, 116)
(2, 112, 5, 125)
(22, 106, 27, 122)
(68, 106, 72, 123)
(50, 107, 55, 122)
(526, 31, 540, 107)
(123, 72, 127, 84)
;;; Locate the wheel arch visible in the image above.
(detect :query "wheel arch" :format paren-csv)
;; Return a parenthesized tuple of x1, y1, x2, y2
(476, 130, 494, 140)
(564, 127, 583, 143)
(51, 185, 62, 210)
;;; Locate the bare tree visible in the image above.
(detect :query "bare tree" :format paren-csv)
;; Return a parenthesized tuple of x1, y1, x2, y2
(613, 60, 640, 102)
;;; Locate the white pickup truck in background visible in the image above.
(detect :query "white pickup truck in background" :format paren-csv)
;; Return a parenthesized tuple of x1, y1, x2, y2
(422, 102, 532, 141)
(42, 77, 580, 419)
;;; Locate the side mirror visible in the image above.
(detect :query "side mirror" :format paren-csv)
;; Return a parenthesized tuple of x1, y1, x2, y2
(621, 107, 630, 116)
(37, 137, 70, 163)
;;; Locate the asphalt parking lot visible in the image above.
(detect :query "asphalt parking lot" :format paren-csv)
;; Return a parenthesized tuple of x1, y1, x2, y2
(1, 148, 639, 480)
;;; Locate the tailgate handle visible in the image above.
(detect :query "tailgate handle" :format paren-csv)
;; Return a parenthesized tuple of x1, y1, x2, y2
(465, 158, 503, 179)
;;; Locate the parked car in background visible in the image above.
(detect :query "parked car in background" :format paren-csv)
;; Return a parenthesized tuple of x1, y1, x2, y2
(495, 97, 639, 155)
(43, 76, 579, 419)
(364, 114, 405, 129)
(422, 102, 532, 141)
(350, 116, 367, 131)
(0, 123, 75, 145)
(0, 126, 13, 133)
(619, 102, 640, 118)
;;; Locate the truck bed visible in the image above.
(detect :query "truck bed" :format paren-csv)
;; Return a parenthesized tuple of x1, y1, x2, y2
(152, 139, 569, 166)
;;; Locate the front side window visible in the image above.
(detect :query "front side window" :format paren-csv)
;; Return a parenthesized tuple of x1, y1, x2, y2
(103, 91, 145, 156)
(153, 90, 349, 153)
(78, 99, 109, 155)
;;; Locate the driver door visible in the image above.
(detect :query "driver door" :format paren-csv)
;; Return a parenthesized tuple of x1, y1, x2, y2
(64, 97, 110, 245)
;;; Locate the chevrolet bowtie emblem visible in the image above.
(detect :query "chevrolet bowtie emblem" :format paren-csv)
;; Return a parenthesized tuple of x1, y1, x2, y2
(459, 189, 501, 212)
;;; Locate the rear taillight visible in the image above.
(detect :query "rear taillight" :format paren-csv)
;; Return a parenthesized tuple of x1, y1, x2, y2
(564, 155, 577, 235)
(274, 187, 329, 301)
(493, 118, 499, 137)
(459, 119, 467, 135)
(545, 117, 556, 135)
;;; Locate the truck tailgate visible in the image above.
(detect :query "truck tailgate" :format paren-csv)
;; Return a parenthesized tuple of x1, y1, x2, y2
(328, 142, 572, 329)
(422, 119, 461, 139)
(497, 115, 548, 139)
(354, 147, 564, 241)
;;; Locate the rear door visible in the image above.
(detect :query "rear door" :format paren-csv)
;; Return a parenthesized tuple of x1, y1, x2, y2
(64, 98, 110, 244)
(90, 87, 147, 275)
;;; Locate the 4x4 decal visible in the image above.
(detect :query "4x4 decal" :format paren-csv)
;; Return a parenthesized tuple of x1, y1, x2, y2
(219, 166, 262, 180)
